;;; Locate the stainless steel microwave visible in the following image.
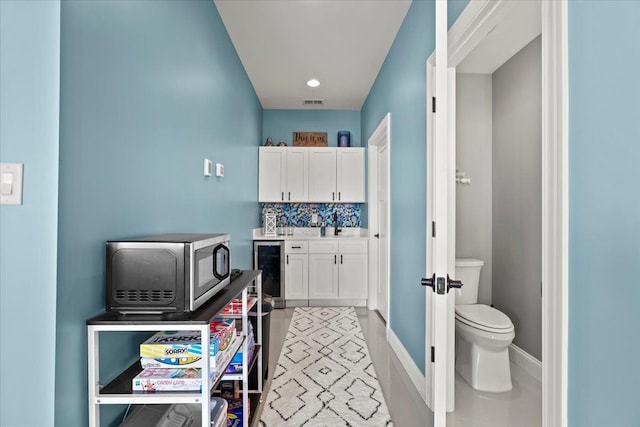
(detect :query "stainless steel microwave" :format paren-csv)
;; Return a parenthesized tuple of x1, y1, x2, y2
(106, 233, 230, 314)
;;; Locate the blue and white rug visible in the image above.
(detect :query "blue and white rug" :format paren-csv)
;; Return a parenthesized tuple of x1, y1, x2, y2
(259, 307, 393, 426)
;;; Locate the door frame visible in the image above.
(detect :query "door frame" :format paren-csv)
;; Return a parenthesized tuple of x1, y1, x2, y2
(367, 113, 391, 330)
(425, 1, 569, 425)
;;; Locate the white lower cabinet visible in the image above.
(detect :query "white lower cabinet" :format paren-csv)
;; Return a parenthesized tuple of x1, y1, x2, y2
(285, 241, 309, 300)
(284, 239, 367, 304)
(285, 253, 308, 299)
(308, 253, 339, 299)
(338, 253, 368, 299)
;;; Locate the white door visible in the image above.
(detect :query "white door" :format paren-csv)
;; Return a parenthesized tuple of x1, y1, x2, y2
(285, 148, 308, 202)
(336, 148, 365, 202)
(308, 253, 339, 299)
(427, 2, 455, 426)
(285, 253, 308, 299)
(258, 147, 286, 202)
(308, 148, 337, 202)
(377, 143, 390, 321)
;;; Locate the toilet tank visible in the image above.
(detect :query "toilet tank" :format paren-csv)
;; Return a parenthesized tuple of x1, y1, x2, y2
(454, 258, 484, 305)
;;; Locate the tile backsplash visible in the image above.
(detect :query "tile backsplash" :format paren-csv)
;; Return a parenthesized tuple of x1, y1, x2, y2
(261, 203, 361, 227)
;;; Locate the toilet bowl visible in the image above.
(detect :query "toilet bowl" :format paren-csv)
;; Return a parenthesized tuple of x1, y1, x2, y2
(455, 304, 515, 392)
(454, 259, 515, 392)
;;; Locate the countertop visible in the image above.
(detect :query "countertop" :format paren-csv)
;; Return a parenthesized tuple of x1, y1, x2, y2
(252, 227, 368, 240)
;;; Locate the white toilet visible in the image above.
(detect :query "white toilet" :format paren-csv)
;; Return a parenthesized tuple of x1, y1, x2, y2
(454, 258, 515, 392)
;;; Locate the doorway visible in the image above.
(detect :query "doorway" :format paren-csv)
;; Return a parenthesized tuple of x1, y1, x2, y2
(425, 1, 568, 425)
(368, 113, 391, 325)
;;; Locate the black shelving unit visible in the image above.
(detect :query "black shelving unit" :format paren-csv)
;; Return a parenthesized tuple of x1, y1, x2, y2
(86, 270, 263, 427)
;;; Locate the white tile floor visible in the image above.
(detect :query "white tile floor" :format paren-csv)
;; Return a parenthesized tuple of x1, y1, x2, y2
(256, 307, 541, 427)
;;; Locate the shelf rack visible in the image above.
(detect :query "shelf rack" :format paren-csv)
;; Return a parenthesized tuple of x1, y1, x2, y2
(86, 270, 262, 427)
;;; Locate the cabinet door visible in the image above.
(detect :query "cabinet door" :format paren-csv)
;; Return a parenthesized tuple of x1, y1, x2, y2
(285, 148, 309, 202)
(308, 253, 339, 299)
(338, 253, 368, 299)
(337, 148, 365, 202)
(259, 147, 286, 202)
(308, 148, 337, 202)
(285, 253, 308, 300)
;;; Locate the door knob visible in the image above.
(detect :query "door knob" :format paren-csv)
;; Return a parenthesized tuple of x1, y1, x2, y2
(421, 274, 436, 292)
(446, 275, 463, 293)
(374, 233, 380, 238)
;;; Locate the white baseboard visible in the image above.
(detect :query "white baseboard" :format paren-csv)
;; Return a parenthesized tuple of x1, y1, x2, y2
(386, 327, 427, 403)
(509, 343, 542, 382)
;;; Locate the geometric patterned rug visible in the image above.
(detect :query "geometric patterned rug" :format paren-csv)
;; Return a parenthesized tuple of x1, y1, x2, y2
(259, 307, 393, 426)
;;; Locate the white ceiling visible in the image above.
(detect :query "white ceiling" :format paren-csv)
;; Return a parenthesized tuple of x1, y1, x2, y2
(456, 1, 541, 74)
(214, 0, 411, 110)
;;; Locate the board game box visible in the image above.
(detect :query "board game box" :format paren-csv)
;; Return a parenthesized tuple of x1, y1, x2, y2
(139, 330, 220, 359)
(132, 367, 215, 392)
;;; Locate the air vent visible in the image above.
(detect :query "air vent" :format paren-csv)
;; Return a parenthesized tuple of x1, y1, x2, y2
(303, 99, 324, 105)
(115, 289, 174, 305)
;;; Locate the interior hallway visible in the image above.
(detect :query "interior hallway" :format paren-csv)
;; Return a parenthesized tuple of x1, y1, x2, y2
(255, 307, 540, 427)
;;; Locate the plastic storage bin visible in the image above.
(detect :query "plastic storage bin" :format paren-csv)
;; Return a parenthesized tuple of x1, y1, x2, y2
(120, 398, 228, 427)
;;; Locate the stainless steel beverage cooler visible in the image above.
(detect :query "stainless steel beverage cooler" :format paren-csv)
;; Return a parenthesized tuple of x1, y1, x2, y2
(253, 241, 285, 308)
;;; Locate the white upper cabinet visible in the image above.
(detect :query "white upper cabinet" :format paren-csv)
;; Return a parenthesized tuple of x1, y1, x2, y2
(337, 148, 365, 202)
(258, 147, 309, 202)
(285, 148, 309, 202)
(308, 148, 337, 202)
(258, 147, 286, 202)
(259, 147, 365, 203)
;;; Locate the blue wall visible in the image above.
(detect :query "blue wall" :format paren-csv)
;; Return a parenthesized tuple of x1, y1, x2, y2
(263, 109, 361, 147)
(360, 0, 469, 374)
(0, 2, 60, 426)
(361, 1, 435, 373)
(57, 1, 261, 426)
(568, 2, 640, 425)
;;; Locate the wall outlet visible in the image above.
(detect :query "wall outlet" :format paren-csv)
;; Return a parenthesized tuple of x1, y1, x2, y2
(216, 163, 224, 177)
(311, 214, 318, 225)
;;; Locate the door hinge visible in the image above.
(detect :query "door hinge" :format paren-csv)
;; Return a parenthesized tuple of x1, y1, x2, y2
(432, 97, 436, 113)
(431, 346, 435, 363)
(432, 221, 436, 238)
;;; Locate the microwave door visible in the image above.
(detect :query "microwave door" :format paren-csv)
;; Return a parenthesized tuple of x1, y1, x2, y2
(194, 247, 216, 299)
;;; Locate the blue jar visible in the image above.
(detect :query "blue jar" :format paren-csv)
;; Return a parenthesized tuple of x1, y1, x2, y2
(337, 131, 351, 147)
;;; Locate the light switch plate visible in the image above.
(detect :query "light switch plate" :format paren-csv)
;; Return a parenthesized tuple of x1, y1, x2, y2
(215, 163, 224, 177)
(0, 163, 23, 205)
(204, 158, 213, 176)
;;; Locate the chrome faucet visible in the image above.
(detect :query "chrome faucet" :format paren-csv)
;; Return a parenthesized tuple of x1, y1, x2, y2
(333, 212, 342, 236)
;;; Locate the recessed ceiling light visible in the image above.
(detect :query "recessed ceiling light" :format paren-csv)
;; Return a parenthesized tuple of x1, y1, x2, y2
(307, 79, 320, 88)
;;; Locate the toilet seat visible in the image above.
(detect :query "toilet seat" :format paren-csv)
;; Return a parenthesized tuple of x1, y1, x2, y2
(455, 304, 514, 334)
